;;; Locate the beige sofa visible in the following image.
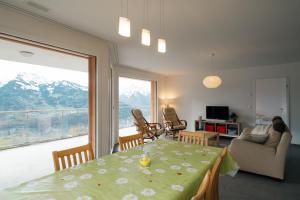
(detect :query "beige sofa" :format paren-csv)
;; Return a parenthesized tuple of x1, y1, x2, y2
(229, 129, 292, 179)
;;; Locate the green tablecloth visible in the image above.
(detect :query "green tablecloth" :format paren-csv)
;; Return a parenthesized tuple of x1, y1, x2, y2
(0, 140, 238, 200)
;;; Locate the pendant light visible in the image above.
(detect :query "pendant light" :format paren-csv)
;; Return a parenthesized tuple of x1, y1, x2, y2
(158, 0, 166, 53)
(141, 0, 151, 46)
(203, 54, 222, 88)
(118, 0, 131, 37)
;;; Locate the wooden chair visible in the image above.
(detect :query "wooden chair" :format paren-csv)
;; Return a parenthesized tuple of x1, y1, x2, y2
(162, 107, 187, 138)
(205, 147, 228, 200)
(119, 133, 144, 151)
(178, 131, 202, 144)
(210, 147, 228, 200)
(131, 109, 165, 140)
(52, 143, 94, 172)
(205, 156, 222, 200)
(221, 146, 228, 159)
(192, 170, 211, 200)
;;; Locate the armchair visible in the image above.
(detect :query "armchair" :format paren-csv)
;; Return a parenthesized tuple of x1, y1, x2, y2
(131, 109, 165, 140)
(162, 107, 187, 138)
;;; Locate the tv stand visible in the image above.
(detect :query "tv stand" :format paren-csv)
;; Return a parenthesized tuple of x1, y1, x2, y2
(194, 119, 241, 138)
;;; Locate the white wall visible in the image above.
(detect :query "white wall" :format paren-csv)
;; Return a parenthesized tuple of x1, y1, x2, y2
(112, 65, 166, 145)
(166, 62, 300, 144)
(0, 5, 112, 156)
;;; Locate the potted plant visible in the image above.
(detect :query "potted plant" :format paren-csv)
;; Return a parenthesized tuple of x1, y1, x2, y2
(230, 112, 238, 122)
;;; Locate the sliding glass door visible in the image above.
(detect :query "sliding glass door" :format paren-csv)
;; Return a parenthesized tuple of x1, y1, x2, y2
(118, 77, 156, 136)
(0, 36, 96, 189)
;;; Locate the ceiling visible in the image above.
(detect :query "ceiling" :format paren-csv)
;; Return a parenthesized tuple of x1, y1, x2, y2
(0, 39, 88, 72)
(1, 0, 300, 75)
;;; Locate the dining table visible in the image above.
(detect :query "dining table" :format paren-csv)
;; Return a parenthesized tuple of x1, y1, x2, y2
(0, 139, 238, 200)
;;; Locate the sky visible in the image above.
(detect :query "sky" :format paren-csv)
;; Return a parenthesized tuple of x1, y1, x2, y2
(0, 59, 88, 86)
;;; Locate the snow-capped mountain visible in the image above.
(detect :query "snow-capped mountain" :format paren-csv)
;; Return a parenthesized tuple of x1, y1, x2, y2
(16, 72, 51, 85)
(0, 73, 88, 111)
(119, 79, 150, 97)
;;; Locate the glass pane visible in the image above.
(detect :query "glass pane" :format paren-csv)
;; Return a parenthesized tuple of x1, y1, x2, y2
(119, 77, 151, 136)
(0, 59, 88, 150)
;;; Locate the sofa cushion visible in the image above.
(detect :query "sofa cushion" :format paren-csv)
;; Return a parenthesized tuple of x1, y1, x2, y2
(251, 125, 271, 135)
(238, 125, 270, 144)
(265, 127, 282, 148)
(238, 132, 269, 144)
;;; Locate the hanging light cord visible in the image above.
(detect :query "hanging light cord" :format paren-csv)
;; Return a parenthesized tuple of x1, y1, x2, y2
(126, 0, 128, 17)
(146, 0, 149, 26)
(121, 0, 123, 17)
(120, 0, 128, 17)
(159, 0, 165, 36)
(211, 53, 215, 67)
(160, 0, 162, 35)
(143, 0, 147, 26)
(162, 0, 165, 35)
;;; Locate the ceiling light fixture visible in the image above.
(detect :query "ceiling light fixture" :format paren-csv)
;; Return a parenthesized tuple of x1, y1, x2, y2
(19, 51, 34, 57)
(141, 0, 151, 46)
(158, 0, 166, 53)
(203, 54, 222, 88)
(118, 0, 131, 37)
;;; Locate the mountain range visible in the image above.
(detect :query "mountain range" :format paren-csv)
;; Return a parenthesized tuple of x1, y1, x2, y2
(0, 73, 88, 111)
(0, 73, 151, 126)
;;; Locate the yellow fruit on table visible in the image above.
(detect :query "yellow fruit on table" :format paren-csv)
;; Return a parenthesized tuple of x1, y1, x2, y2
(139, 157, 151, 167)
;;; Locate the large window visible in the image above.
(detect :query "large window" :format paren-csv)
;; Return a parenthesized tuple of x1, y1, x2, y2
(0, 59, 88, 150)
(119, 77, 154, 136)
(0, 36, 95, 189)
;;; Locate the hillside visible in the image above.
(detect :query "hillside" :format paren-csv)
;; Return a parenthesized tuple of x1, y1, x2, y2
(0, 73, 88, 111)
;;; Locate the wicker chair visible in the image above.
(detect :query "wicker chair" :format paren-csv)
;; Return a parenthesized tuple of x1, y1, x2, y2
(162, 107, 187, 137)
(131, 109, 165, 140)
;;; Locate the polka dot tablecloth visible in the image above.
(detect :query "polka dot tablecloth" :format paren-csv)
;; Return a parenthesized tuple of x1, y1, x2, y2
(0, 140, 238, 200)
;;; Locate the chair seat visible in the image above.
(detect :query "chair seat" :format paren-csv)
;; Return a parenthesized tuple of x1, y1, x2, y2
(149, 127, 165, 136)
(172, 124, 186, 130)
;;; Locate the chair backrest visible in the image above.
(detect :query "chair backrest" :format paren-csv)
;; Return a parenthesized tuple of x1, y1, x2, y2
(205, 156, 222, 200)
(193, 170, 211, 200)
(221, 146, 228, 159)
(52, 143, 95, 172)
(132, 109, 148, 129)
(178, 131, 202, 144)
(119, 133, 144, 151)
(162, 107, 180, 126)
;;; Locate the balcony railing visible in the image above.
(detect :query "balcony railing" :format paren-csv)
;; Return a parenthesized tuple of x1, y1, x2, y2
(0, 108, 88, 150)
(119, 105, 150, 129)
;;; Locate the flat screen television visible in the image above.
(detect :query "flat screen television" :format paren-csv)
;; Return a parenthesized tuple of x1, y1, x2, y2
(206, 106, 229, 121)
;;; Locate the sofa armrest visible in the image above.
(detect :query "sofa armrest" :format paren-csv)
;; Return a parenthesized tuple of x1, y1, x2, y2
(276, 131, 292, 159)
(230, 138, 275, 155)
(273, 131, 292, 178)
(229, 139, 276, 168)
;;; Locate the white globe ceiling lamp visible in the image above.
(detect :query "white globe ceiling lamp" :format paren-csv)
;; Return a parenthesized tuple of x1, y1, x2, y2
(203, 53, 222, 88)
(118, 0, 130, 37)
(203, 76, 222, 88)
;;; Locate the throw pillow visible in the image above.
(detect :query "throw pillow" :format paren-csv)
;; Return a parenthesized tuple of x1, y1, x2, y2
(238, 128, 269, 144)
(264, 127, 282, 148)
(251, 125, 271, 135)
